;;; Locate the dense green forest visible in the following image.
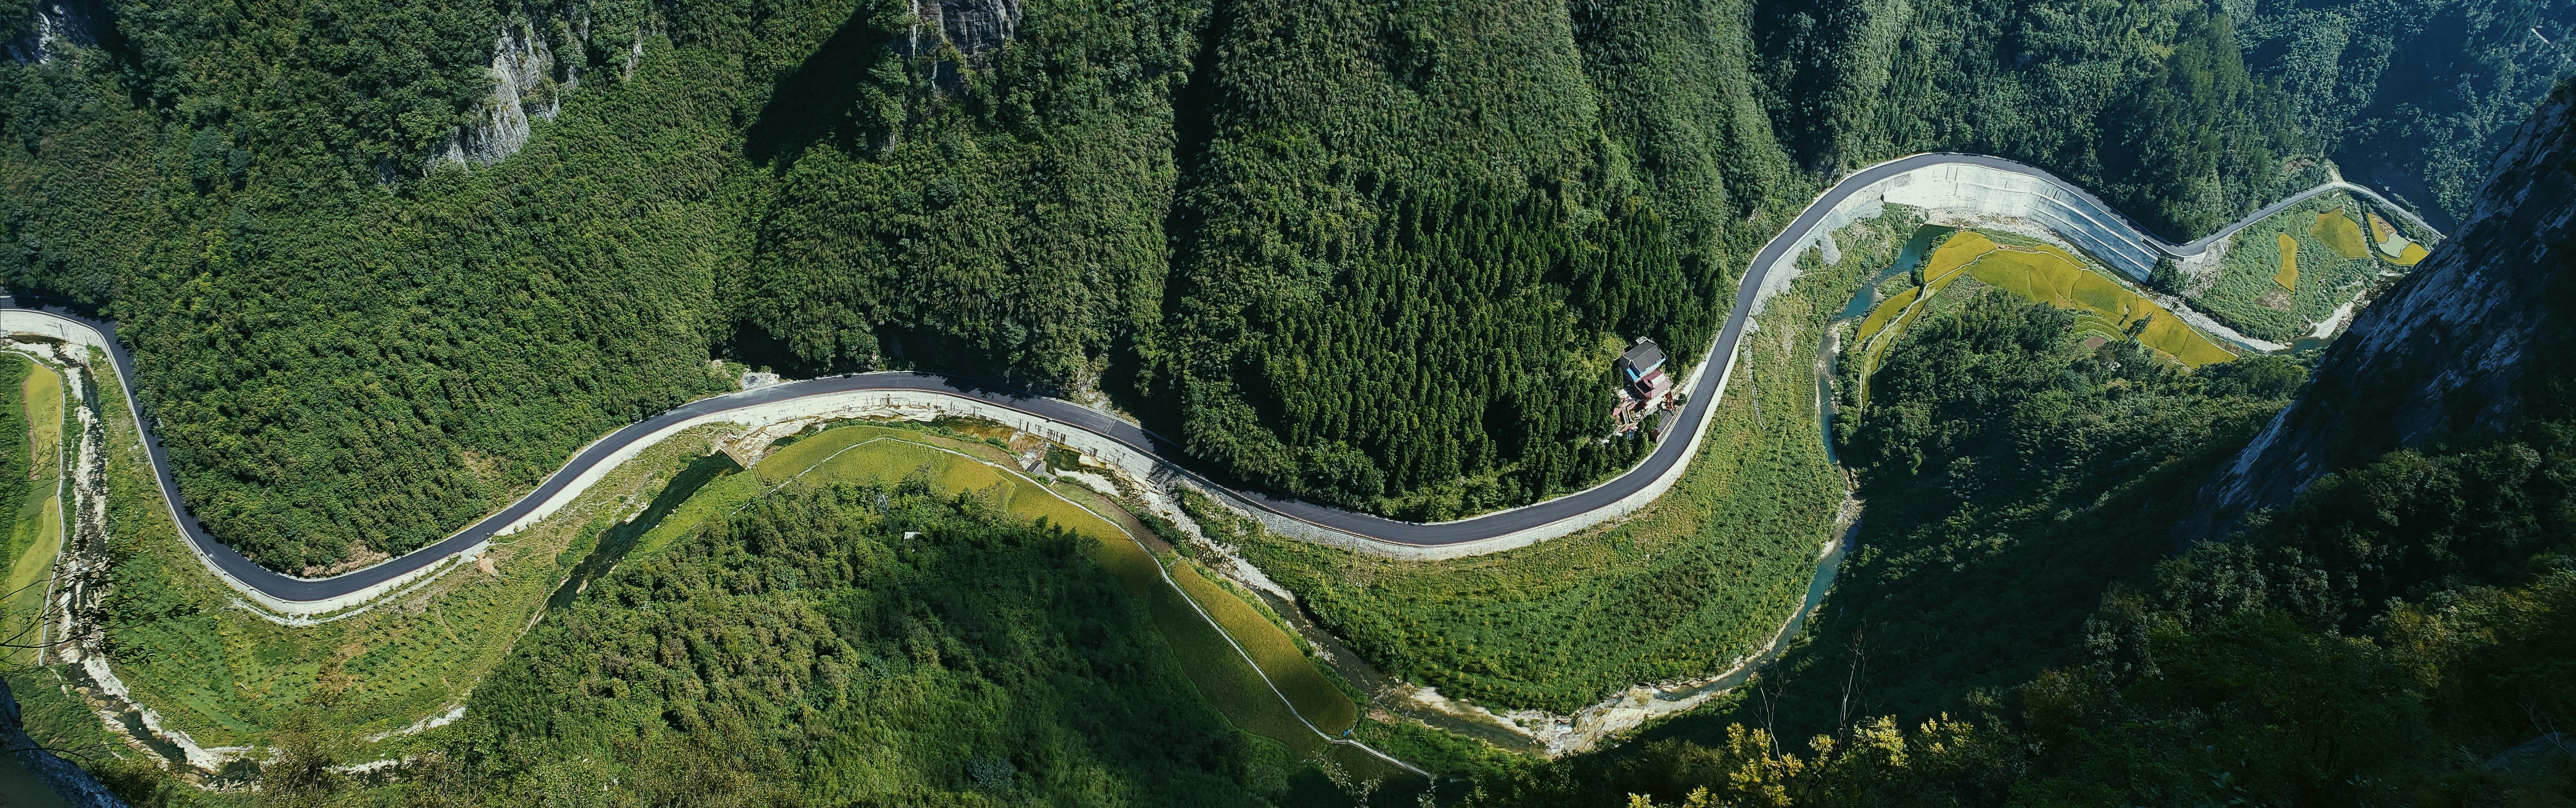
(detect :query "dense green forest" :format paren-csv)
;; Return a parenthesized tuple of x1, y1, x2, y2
(0, 0, 2563, 565)
(2266, 0, 2576, 229)
(1140, 0, 1795, 516)
(0, 355, 24, 504)
(1756, 0, 2576, 234)
(1793, 292, 2302, 737)
(1440, 292, 2576, 806)
(737, 0, 1202, 384)
(1758, 4, 2304, 236)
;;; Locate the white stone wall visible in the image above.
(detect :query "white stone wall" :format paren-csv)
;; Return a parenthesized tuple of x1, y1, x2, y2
(1879, 163, 2164, 279)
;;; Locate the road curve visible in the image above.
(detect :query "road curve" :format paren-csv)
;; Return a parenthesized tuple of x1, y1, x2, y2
(0, 153, 2433, 608)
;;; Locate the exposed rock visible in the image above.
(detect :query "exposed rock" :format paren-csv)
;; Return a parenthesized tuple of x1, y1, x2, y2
(2, 678, 129, 808)
(901, 0, 1023, 57)
(938, 0, 1021, 56)
(5, 0, 100, 65)
(2197, 83, 2576, 529)
(898, 0, 1022, 91)
(622, 26, 645, 80)
(427, 18, 581, 170)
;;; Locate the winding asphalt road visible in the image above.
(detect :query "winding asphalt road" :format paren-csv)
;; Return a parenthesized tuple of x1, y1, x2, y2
(0, 153, 2432, 608)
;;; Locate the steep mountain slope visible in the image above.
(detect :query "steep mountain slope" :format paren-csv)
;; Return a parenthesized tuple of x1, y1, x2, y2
(0, 0, 2564, 568)
(1144, 0, 1796, 516)
(2203, 84, 2576, 528)
(1456, 79, 2576, 808)
(2289, 0, 2576, 229)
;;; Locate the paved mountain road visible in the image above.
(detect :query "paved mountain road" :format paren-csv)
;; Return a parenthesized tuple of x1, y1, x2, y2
(0, 153, 2431, 610)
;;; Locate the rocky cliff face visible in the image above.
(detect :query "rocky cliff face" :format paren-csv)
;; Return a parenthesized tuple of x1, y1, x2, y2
(896, 0, 1022, 92)
(427, 16, 585, 169)
(1, 678, 127, 807)
(2199, 82, 2576, 529)
(901, 0, 1023, 57)
(5, 0, 100, 65)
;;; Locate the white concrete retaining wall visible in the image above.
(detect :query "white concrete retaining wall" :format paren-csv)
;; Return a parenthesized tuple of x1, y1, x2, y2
(1879, 163, 2163, 279)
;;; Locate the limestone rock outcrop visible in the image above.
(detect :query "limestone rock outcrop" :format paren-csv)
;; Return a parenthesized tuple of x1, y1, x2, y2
(898, 0, 1023, 91)
(428, 16, 582, 169)
(2197, 82, 2576, 528)
(5, 0, 100, 65)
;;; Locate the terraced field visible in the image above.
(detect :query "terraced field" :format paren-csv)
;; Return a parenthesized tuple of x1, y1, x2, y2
(2196, 193, 2434, 342)
(1945, 233, 2237, 365)
(1849, 230, 2238, 379)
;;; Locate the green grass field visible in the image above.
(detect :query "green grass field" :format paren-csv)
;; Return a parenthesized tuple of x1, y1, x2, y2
(1853, 285, 1918, 350)
(1850, 285, 1920, 406)
(1, 356, 59, 667)
(1167, 559, 1359, 731)
(2313, 210, 2370, 259)
(2274, 233, 2300, 290)
(82, 344, 746, 748)
(758, 429, 1104, 526)
(630, 464, 759, 556)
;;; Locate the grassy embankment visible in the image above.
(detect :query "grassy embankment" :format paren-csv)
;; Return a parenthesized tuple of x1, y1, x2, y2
(1222, 211, 1902, 718)
(2, 354, 149, 793)
(18, 353, 749, 752)
(2195, 192, 2430, 341)
(1, 354, 62, 667)
(635, 422, 1394, 779)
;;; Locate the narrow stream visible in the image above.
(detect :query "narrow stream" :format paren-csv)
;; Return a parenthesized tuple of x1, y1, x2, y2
(1835, 224, 1954, 321)
(1601, 224, 1949, 717)
(1821, 224, 1951, 464)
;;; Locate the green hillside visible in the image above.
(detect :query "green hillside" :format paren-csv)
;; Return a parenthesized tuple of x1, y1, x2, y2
(444, 483, 1304, 806)
(4, 0, 2574, 804)
(1446, 294, 2576, 806)
(0, 0, 2557, 566)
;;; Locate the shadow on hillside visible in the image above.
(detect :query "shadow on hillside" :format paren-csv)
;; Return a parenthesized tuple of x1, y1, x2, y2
(545, 453, 743, 612)
(743, 9, 900, 168)
(1641, 447, 2211, 751)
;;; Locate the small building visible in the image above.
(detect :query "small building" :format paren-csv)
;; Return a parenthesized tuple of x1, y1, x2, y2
(1616, 340, 1671, 401)
(1609, 339, 1677, 436)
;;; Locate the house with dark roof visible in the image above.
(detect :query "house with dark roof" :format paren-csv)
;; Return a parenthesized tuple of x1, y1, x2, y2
(1615, 340, 1670, 400)
(1610, 339, 1677, 436)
